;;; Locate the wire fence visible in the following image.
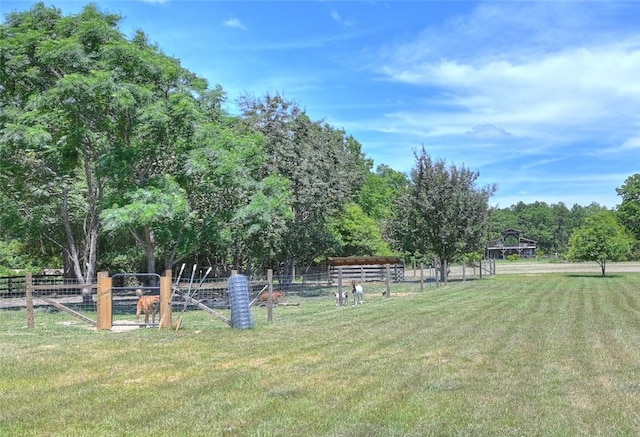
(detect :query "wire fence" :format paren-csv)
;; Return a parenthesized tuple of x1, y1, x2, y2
(0, 261, 494, 330)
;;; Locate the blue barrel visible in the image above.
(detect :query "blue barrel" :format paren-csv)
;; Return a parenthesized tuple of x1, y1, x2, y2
(228, 274, 254, 329)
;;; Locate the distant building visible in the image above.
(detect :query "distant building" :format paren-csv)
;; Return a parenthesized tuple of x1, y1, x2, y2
(485, 229, 537, 259)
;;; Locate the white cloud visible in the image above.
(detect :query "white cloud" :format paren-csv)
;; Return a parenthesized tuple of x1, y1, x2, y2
(466, 124, 511, 139)
(593, 135, 640, 156)
(223, 18, 246, 30)
(520, 158, 562, 170)
(369, 0, 640, 171)
(619, 137, 640, 150)
(381, 45, 640, 128)
(329, 7, 355, 28)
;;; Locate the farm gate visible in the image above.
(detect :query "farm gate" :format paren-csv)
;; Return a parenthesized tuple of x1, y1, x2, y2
(96, 271, 173, 330)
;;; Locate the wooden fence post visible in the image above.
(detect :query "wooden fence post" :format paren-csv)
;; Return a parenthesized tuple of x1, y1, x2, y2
(429, 264, 432, 288)
(25, 272, 34, 329)
(338, 267, 343, 306)
(420, 262, 424, 293)
(97, 272, 112, 330)
(267, 269, 273, 322)
(385, 264, 391, 298)
(158, 270, 172, 329)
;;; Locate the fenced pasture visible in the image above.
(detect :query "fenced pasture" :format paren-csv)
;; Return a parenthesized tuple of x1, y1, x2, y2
(0, 268, 418, 329)
(2, 267, 640, 436)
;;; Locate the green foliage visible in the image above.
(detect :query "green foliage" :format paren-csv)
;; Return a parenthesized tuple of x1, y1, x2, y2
(566, 211, 633, 275)
(102, 176, 189, 232)
(506, 254, 520, 262)
(487, 208, 519, 239)
(327, 203, 392, 257)
(356, 164, 408, 222)
(462, 251, 484, 266)
(231, 174, 294, 261)
(617, 174, 640, 257)
(487, 201, 610, 257)
(0, 240, 45, 274)
(394, 147, 496, 278)
(182, 122, 293, 269)
(512, 201, 555, 253)
(239, 93, 371, 269)
(0, 3, 229, 276)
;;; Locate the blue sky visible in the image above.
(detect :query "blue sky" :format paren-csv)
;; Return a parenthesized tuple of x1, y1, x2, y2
(2, 1, 639, 209)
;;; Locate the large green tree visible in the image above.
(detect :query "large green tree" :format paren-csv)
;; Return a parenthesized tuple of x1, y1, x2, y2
(1, 4, 127, 291)
(395, 147, 496, 280)
(617, 174, 640, 256)
(101, 175, 191, 275)
(91, 27, 218, 275)
(512, 201, 555, 253)
(327, 203, 392, 257)
(0, 3, 226, 282)
(550, 202, 572, 255)
(486, 208, 518, 241)
(356, 164, 408, 222)
(181, 120, 293, 273)
(239, 94, 371, 277)
(566, 211, 633, 275)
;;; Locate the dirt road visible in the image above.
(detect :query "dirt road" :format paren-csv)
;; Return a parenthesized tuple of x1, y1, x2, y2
(494, 261, 640, 275)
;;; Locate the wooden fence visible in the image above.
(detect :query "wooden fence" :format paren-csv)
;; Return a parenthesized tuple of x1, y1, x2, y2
(328, 264, 405, 283)
(15, 269, 285, 330)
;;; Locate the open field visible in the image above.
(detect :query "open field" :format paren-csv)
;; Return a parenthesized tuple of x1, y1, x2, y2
(402, 261, 640, 280)
(2, 271, 640, 436)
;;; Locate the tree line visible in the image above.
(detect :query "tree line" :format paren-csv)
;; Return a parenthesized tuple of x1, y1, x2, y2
(1, 4, 638, 281)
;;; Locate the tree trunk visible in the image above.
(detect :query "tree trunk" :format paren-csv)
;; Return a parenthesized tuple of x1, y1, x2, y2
(439, 258, 448, 282)
(282, 258, 295, 291)
(61, 185, 98, 307)
(142, 227, 159, 287)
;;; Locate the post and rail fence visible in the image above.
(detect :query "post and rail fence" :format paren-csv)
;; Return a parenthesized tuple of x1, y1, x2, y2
(2, 261, 497, 329)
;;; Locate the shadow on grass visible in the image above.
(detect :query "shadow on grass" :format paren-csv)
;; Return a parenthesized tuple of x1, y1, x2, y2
(565, 273, 622, 279)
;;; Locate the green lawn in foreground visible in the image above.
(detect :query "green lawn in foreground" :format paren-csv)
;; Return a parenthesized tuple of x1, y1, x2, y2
(2, 273, 640, 436)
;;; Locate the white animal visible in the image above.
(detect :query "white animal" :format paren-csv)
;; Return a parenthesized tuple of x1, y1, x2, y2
(352, 282, 364, 305)
(333, 290, 349, 306)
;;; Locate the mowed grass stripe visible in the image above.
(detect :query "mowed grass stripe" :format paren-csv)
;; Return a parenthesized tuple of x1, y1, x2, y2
(2, 273, 640, 436)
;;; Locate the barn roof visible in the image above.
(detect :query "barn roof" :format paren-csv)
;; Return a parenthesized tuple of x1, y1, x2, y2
(328, 256, 403, 266)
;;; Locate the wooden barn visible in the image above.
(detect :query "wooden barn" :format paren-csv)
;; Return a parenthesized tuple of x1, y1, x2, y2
(328, 256, 405, 283)
(485, 228, 537, 259)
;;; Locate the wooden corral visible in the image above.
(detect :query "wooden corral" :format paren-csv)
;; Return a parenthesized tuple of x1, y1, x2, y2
(328, 256, 404, 283)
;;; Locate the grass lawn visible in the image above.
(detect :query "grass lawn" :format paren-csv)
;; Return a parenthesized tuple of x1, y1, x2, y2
(2, 272, 640, 436)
